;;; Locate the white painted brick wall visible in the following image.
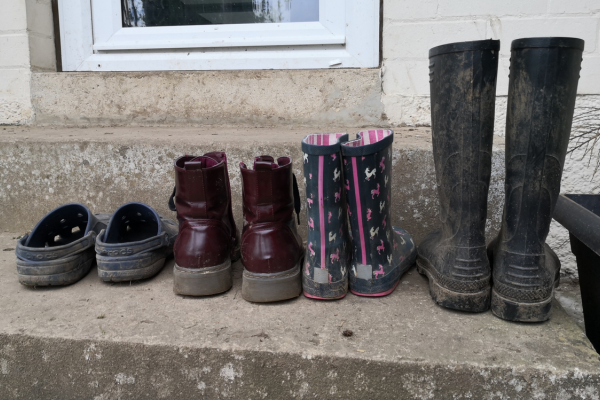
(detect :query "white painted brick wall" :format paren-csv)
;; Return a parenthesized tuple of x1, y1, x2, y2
(547, 0, 600, 14)
(581, 57, 600, 94)
(383, 20, 488, 60)
(0, 35, 31, 69)
(436, 1, 549, 18)
(382, 0, 600, 122)
(0, 0, 31, 125)
(26, 0, 56, 72)
(381, 59, 430, 96)
(26, 0, 55, 37)
(0, 0, 56, 124)
(0, 1, 28, 32)
(487, 17, 598, 53)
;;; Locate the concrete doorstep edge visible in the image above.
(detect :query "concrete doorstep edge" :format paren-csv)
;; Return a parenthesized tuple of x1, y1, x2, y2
(1, 332, 599, 399)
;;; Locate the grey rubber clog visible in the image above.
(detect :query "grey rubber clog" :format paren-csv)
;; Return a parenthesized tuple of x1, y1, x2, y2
(95, 202, 178, 282)
(15, 203, 110, 287)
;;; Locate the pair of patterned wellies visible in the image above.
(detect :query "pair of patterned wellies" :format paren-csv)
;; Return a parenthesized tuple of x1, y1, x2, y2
(417, 37, 584, 322)
(302, 130, 417, 300)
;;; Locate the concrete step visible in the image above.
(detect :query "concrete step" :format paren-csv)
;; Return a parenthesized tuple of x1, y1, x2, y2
(0, 126, 506, 247)
(1, 129, 598, 397)
(0, 230, 598, 399)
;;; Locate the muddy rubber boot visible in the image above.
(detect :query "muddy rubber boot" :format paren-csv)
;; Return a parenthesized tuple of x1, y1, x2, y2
(301, 133, 351, 300)
(341, 129, 417, 297)
(170, 152, 240, 296)
(240, 156, 304, 302)
(488, 37, 584, 322)
(417, 40, 500, 312)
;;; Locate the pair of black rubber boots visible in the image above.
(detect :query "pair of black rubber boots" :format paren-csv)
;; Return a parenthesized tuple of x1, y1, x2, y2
(417, 37, 584, 322)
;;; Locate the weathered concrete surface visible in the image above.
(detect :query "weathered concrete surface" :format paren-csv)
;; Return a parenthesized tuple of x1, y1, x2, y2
(0, 232, 598, 399)
(30, 70, 385, 127)
(555, 280, 586, 332)
(0, 126, 506, 249)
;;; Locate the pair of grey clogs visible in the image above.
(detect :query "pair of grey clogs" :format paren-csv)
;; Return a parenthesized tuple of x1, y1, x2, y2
(15, 202, 177, 287)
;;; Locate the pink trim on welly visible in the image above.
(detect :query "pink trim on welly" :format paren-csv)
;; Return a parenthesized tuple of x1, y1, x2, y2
(304, 291, 347, 300)
(303, 133, 347, 145)
(350, 280, 400, 297)
(318, 156, 326, 269)
(352, 157, 367, 265)
(343, 129, 392, 147)
(369, 130, 377, 144)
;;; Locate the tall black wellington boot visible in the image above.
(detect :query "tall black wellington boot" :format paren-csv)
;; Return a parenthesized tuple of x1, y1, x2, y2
(417, 39, 500, 312)
(488, 37, 584, 322)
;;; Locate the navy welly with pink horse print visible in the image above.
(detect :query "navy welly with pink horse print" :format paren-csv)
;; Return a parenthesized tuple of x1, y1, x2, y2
(302, 133, 352, 299)
(341, 129, 417, 296)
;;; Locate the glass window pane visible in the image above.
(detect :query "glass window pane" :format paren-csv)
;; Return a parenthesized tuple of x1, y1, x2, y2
(122, 0, 319, 27)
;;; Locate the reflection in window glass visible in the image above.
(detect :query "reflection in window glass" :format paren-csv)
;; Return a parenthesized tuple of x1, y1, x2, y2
(122, 0, 319, 27)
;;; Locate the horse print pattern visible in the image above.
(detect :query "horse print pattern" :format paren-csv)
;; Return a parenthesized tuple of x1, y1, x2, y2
(301, 133, 351, 299)
(341, 129, 417, 296)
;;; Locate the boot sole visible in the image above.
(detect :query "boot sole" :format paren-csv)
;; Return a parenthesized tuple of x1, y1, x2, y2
(173, 259, 232, 296)
(490, 277, 559, 323)
(350, 280, 399, 297)
(488, 244, 560, 322)
(349, 258, 411, 297)
(242, 262, 302, 303)
(416, 258, 491, 313)
(17, 257, 94, 287)
(302, 274, 348, 300)
(304, 291, 347, 300)
(491, 288, 553, 322)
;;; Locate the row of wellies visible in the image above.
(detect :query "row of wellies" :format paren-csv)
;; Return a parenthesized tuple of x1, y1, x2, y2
(15, 37, 584, 323)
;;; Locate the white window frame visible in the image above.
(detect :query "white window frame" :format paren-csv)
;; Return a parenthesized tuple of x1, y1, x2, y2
(58, 0, 379, 71)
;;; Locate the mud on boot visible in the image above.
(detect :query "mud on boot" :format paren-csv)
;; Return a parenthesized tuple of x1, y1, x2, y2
(417, 234, 491, 312)
(416, 40, 500, 312)
(301, 133, 351, 300)
(489, 37, 584, 322)
(240, 156, 304, 303)
(341, 129, 416, 296)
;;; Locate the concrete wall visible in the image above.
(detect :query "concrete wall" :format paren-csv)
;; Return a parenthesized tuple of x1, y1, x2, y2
(30, 70, 385, 127)
(0, 0, 32, 125)
(0, 0, 55, 125)
(26, 0, 57, 73)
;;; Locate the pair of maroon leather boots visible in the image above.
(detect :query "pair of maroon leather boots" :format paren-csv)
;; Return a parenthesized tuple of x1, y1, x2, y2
(170, 152, 303, 302)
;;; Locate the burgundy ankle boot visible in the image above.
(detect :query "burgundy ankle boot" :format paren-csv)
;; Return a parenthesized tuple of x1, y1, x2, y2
(170, 152, 240, 296)
(240, 155, 304, 302)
